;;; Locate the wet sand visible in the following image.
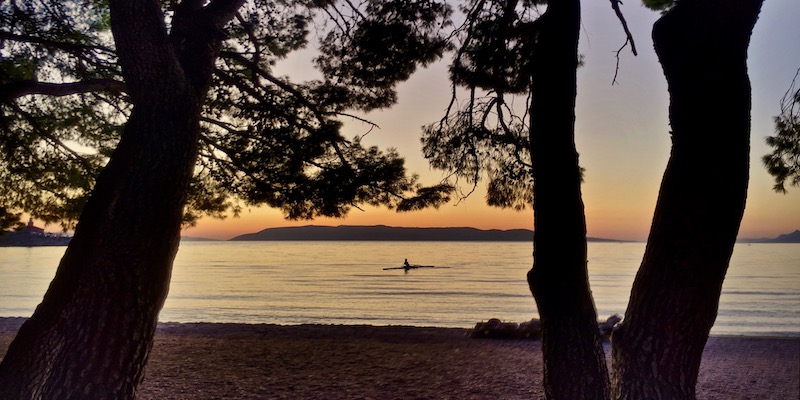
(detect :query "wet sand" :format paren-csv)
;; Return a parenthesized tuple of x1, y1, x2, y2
(1, 318, 798, 399)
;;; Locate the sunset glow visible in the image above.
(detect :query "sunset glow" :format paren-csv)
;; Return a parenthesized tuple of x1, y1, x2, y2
(184, 1, 800, 242)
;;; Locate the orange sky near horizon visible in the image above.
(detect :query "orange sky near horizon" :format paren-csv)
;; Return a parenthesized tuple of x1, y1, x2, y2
(182, 178, 800, 241)
(172, 1, 798, 241)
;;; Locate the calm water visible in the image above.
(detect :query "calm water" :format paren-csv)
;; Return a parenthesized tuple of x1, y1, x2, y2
(1, 242, 798, 336)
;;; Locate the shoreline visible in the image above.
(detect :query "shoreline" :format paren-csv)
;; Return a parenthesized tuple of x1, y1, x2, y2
(2, 318, 799, 399)
(3, 316, 798, 339)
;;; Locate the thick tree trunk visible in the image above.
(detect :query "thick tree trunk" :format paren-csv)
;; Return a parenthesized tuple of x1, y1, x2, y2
(611, 1, 763, 399)
(0, 0, 239, 397)
(526, 1, 609, 399)
(0, 100, 200, 399)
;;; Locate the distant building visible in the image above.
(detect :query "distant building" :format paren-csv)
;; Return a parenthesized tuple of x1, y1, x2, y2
(23, 217, 45, 235)
(0, 218, 70, 247)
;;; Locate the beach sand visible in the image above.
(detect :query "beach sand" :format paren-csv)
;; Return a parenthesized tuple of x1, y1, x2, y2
(1, 318, 798, 399)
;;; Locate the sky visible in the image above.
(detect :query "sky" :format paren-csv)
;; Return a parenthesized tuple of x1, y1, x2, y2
(183, 0, 800, 241)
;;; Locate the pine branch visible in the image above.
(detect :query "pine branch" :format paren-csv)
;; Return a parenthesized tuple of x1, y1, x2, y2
(0, 31, 114, 55)
(609, 0, 638, 85)
(0, 79, 126, 103)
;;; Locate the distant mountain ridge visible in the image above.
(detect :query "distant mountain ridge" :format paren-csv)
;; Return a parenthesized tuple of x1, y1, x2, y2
(230, 225, 622, 242)
(738, 230, 800, 243)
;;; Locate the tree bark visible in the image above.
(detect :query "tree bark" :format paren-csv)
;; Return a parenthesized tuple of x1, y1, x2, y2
(0, 101, 199, 400)
(611, 0, 763, 398)
(0, 0, 241, 398)
(526, 1, 610, 399)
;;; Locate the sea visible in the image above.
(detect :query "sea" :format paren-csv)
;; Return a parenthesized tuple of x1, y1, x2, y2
(1, 242, 798, 337)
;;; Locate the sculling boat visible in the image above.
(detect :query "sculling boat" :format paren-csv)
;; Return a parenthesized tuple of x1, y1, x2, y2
(382, 264, 436, 271)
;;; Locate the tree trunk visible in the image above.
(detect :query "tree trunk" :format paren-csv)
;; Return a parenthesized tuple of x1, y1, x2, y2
(0, 101, 200, 399)
(526, 1, 610, 398)
(611, 1, 763, 398)
(0, 0, 237, 397)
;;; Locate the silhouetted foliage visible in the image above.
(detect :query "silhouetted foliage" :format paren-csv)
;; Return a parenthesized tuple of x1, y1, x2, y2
(0, 0, 454, 228)
(642, 0, 674, 11)
(0, 207, 24, 232)
(316, 0, 452, 110)
(422, 0, 589, 210)
(0, 1, 115, 228)
(422, 0, 542, 210)
(448, 0, 539, 93)
(763, 70, 800, 193)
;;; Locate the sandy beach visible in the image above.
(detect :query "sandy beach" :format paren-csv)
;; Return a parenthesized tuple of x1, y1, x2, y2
(1, 318, 798, 399)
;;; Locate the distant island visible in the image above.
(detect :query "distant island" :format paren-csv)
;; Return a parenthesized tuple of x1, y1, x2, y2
(230, 225, 623, 242)
(738, 230, 800, 243)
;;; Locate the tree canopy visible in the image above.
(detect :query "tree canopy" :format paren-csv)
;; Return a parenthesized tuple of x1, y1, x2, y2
(0, 0, 454, 229)
(422, 0, 540, 210)
(763, 70, 800, 193)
